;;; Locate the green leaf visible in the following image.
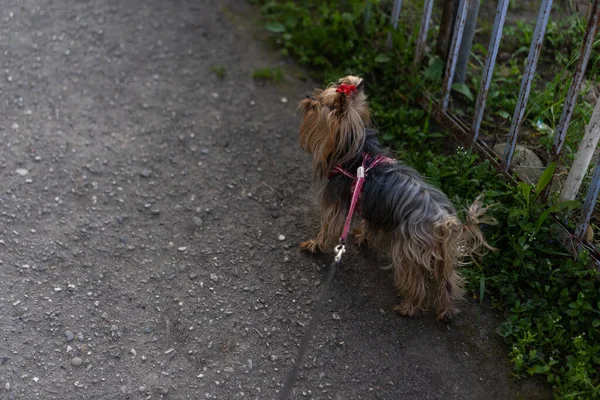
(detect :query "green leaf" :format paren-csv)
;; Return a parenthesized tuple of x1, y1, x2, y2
(497, 110, 511, 120)
(534, 200, 580, 232)
(518, 182, 532, 208)
(593, 319, 600, 328)
(375, 53, 391, 63)
(452, 83, 474, 101)
(527, 364, 550, 375)
(534, 162, 556, 197)
(265, 22, 286, 33)
(422, 57, 444, 83)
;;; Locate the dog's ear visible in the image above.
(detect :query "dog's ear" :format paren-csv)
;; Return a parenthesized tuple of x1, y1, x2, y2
(297, 93, 320, 114)
(297, 97, 312, 114)
(334, 90, 348, 114)
(356, 79, 365, 93)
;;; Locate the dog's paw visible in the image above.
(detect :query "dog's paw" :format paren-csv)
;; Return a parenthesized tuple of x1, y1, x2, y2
(393, 301, 423, 317)
(300, 239, 320, 253)
(435, 307, 460, 322)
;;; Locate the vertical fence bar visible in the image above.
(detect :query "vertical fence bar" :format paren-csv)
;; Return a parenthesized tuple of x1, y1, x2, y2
(502, 0, 553, 171)
(441, 0, 471, 111)
(455, 0, 480, 84)
(387, 0, 403, 47)
(390, 0, 403, 29)
(364, 0, 372, 25)
(414, 0, 435, 68)
(551, 0, 600, 159)
(472, 0, 510, 140)
(560, 97, 600, 201)
(575, 160, 600, 241)
(541, 0, 600, 200)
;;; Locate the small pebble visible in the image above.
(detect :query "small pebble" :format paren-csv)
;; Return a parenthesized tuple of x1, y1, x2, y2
(139, 386, 146, 393)
(15, 168, 28, 176)
(278, 234, 286, 241)
(120, 385, 127, 394)
(115, 216, 124, 224)
(64, 331, 74, 342)
(110, 325, 118, 332)
(140, 168, 152, 178)
(71, 357, 83, 367)
(130, 348, 137, 356)
(5, 382, 10, 391)
(210, 274, 218, 282)
(160, 387, 169, 395)
(280, 97, 288, 103)
(332, 312, 341, 320)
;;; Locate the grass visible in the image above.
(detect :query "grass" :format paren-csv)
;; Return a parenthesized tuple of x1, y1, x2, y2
(257, 0, 600, 398)
(251, 66, 284, 83)
(211, 65, 226, 78)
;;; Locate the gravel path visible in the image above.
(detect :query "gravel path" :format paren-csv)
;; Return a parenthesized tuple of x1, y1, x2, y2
(0, 0, 550, 399)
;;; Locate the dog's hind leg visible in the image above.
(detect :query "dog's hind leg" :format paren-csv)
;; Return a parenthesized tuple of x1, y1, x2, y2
(392, 260, 428, 317)
(432, 267, 464, 321)
(432, 219, 465, 321)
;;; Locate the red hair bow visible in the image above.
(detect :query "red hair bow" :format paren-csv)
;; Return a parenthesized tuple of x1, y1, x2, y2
(336, 84, 357, 96)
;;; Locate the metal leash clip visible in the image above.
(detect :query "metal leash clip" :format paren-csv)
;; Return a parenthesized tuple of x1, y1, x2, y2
(334, 244, 346, 262)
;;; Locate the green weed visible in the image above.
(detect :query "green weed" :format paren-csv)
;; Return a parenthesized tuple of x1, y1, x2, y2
(251, 66, 284, 83)
(211, 65, 226, 78)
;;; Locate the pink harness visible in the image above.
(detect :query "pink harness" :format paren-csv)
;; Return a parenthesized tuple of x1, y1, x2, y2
(330, 153, 395, 243)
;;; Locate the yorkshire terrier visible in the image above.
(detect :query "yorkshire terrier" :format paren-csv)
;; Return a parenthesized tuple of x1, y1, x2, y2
(297, 75, 494, 321)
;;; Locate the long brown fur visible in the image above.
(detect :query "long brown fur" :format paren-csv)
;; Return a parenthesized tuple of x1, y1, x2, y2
(297, 75, 495, 321)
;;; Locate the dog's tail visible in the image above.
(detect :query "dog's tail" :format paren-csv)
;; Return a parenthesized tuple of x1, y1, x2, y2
(432, 194, 495, 320)
(459, 194, 496, 262)
(434, 194, 495, 271)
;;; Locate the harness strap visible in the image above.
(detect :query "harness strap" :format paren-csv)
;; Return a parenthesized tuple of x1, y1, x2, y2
(336, 154, 395, 243)
(340, 165, 364, 242)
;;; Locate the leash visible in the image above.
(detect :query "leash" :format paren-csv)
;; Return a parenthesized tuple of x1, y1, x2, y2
(278, 244, 345, 400)
(280, 154, 390, 399)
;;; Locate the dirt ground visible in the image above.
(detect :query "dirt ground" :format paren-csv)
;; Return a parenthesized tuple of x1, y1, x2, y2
(0, 0, 552, 399)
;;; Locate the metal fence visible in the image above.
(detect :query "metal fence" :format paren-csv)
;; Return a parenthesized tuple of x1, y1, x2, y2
(370, 0, 600, 255)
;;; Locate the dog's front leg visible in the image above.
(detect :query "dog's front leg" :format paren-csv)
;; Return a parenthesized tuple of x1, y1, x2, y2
(299, 230, 328, 253)
(300, 202, 346, 253)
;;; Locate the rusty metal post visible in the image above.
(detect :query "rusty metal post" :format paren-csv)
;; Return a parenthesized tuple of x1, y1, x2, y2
(472, 0, 510, 140)
(455, 0, 480, 83)
(414, 0, 435, 68)
(437, 0, 458, 60)
(575, 160, 600, 241)
(441, 0, 471, 111)
(503, 0, 553, 171)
